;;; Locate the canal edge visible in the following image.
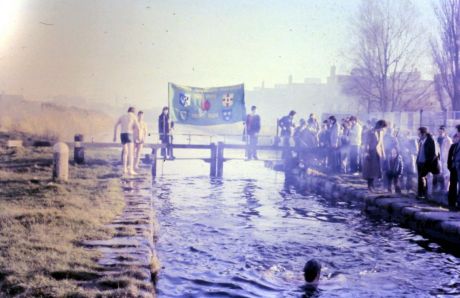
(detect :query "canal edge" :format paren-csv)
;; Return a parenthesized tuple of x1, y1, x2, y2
(301, 173, 460, 247)
(81, 171, 160, 296)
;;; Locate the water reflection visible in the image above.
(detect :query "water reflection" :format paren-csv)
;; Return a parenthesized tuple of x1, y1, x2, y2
(153, 160, 460, 297)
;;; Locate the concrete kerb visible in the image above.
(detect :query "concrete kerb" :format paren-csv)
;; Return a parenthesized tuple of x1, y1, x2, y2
(303, 172, 460, 247)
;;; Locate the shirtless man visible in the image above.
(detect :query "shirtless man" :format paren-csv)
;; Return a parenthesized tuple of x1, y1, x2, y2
(113, 107, 140, 175)
(134, 110, 147, 170)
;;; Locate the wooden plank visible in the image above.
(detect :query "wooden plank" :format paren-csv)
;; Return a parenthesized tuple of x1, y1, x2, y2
(172, 144, 211, 149)
(223, 144, 286, 151)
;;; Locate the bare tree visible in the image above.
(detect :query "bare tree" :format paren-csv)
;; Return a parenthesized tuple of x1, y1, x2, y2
(346, 0, 429, 112)
(432, 0, 460, 111)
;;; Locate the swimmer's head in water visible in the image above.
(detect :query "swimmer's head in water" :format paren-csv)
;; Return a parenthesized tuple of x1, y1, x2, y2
(304, 259, 321, 283)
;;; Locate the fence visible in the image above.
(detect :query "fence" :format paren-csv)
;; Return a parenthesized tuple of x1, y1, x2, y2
(323, 111, 460, 136)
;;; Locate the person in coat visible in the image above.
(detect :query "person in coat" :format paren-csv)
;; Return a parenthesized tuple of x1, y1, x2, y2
(362, 120, 387, 192)
(158, 106, 174, 159)
(447, 129, 460, 209)
(245, 105, 261, 160)
(416, 127, 440, 199)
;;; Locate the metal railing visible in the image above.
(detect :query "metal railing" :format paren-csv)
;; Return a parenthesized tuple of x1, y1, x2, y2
(147, 133, 278, 146)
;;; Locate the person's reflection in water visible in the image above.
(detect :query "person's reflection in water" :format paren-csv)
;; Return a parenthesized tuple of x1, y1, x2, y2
(241, 179, 261, 221)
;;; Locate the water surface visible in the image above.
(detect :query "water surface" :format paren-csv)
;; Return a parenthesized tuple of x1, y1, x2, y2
(153, 159, 460, 297)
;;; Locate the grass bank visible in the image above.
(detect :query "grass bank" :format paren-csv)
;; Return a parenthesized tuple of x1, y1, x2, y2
(0, 144, 125, 297)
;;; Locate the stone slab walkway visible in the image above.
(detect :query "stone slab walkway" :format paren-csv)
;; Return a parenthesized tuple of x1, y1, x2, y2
(302, 172, 460, 247)
(82, 170, 159, 297)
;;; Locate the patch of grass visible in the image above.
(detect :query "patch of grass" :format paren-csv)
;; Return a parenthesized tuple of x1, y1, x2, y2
(0, 146, 125, 297)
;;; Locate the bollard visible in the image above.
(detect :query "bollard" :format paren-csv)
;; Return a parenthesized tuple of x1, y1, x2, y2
(74, 134, 85, 164)
(210, 143, 217, 177)
(53, 142, 69, 182)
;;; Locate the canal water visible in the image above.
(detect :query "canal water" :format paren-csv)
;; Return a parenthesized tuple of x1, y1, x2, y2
(152, 158, 460, 297)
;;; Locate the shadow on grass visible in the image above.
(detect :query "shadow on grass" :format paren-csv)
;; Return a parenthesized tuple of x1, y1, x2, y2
(50, 270, 101, 281)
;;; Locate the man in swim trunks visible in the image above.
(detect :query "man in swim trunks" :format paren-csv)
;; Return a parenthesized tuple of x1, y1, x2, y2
(113, 106, 140, 175)
(134, 110, 148, 170)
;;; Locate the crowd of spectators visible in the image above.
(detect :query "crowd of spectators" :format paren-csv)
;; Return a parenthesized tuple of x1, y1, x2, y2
(278, 111, 460, 210)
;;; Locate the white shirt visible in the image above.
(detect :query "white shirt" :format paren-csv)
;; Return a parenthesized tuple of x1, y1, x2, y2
(349, 122, 362, 146)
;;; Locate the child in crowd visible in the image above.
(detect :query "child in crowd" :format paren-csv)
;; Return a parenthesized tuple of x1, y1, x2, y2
(385, 147, 404, 194)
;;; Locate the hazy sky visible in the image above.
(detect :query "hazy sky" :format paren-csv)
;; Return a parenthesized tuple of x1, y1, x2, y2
(0, 0, 434, 109)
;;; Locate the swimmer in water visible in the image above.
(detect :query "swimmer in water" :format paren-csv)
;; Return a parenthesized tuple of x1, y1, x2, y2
(304, 259, 321, 287)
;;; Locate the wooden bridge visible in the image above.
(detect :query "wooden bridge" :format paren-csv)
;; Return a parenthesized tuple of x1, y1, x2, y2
(70, 139, 288, 178)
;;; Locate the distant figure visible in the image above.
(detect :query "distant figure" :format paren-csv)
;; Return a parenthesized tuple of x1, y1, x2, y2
(383, 127, 399, 158)
(385, 147, 403, 194)
(348, 116, 362, 174)
(294, 119, 308, 149)
(307, 113, 320, 135)
(245, 105, 261, 160)
(328, 115, 342, 172)
(158, 106, 174, 160)
(399, 130, 418, 193)
(303, 259, 321, 287)
(416, 127, 440, 199)
(113, 107, 140, 175)
(435, 125, 452, 192)
(279, 110, 296, 158)
(318, 120, 330, 148)
(362, 120, 387, 192)
(134, 111, 148, 170)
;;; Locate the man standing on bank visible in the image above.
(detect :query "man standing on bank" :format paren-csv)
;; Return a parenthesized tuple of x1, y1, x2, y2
(416, 127, 440, 199)
(362, 120, 387, 192)
(134, 110, 148, 170)
(245, 105, 261, 160)
(279, 110, 296, 159)
(158, 106, 175, 160)
(113, 106, 140, 175)
(447, 127, 460, 209)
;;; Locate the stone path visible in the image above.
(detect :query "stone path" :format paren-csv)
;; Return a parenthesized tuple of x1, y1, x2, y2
(82, 170, 159, 297)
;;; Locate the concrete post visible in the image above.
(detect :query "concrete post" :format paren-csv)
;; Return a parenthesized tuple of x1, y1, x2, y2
(53, 142, 69, 182)
(210, 143, 217, 177)
(151, 147, 158, 178)
(217, 142, 224, 177)
(74, 134, 85, 164)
